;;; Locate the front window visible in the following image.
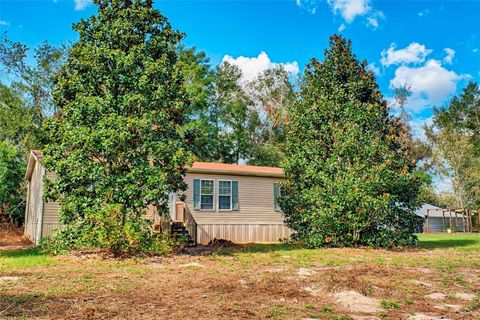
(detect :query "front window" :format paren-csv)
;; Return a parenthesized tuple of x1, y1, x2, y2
(218, 180, 232, 210)
(200, 180, 214, 210)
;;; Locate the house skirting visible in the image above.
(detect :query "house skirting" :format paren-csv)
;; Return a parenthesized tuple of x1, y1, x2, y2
(196, 223, 292, 244)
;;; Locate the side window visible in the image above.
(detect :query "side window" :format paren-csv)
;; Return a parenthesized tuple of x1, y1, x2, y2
(274, 183, 282, 211)
(200, 179, 214, 210)
(218, 180, 232, 210)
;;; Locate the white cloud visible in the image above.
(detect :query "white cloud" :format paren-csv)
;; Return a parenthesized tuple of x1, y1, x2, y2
(295, 0, 317, 14)
(328, 0, 370, 23)
(390, 59, 468, 109)
(367, 16, 379, 29)
(0, 20, 10, 26)
(296, 0, 383, 28)
(381, 42, 433, 67)
(443, 48, 455, 64)
(338, 23, 346, 32)
(418, 9, 430, 17)
(366, 62, 380, 76)
(221, 52, 299, 83)
(366, 10, 384, 29)
(74, 0, 92, 11)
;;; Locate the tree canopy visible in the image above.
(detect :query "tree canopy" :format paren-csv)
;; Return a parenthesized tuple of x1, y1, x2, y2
(280, 35, 422, 248)
(427, 82, 480, 209)
(42, 0, 192, 253)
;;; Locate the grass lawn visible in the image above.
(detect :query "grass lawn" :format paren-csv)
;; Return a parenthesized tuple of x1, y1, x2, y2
(1, 233, 479, 319)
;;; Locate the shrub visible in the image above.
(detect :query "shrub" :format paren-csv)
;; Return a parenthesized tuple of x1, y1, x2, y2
(41, 204, 174, 256)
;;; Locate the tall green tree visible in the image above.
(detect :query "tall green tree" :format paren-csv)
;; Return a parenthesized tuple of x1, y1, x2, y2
(0, 37, 66, 148)
(209, 62, 253, 164)
(176, 46, 218, 161)
(426, 128, 480, 209)
(0, 37, 65, 226)
(434, 82, 480, 154)
(42, 0, 191, 253)
(175, 47, 293, 166)
(426, 82, 480, 209)
(0, 140, 25, 225)
(392, 84, 434, 204)
(280, 35, 421, 248)
(0, 84, 38, 154)
(247, 66, 296, 166)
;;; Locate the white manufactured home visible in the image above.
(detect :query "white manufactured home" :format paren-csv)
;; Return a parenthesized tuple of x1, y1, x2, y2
(24, 151, 291, 245)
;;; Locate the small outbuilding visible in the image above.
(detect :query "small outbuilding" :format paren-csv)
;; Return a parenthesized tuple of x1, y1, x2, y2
(416, 203, 466, 233)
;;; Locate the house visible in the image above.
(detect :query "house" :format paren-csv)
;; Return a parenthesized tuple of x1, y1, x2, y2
(415, 203, 466, 233)
(24, 150, 291, 245)
(24, 150, 61, 245)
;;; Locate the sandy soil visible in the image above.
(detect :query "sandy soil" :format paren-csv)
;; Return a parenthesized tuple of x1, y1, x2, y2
(1, 231, 479, 319)
(0, 224, 33, 251)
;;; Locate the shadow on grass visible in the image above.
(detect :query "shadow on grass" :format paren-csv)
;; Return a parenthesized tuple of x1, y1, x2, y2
(204, 235, 480, 256)
(418, 238, 479, 249)
(0, 248, 44, 258)
(212, 243, 308, 256)
(0, 293, 57, 318)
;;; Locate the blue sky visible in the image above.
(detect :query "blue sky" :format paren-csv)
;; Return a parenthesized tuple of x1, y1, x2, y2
(1, 0, 479, 140)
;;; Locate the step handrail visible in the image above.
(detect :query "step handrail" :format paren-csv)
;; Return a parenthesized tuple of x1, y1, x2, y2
(180, 202, 197, 245)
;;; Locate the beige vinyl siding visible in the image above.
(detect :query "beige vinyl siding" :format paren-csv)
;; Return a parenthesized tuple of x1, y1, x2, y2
(182, 172, 291, 244)
(24, 161, 44, 244)
(41, 171, 62, 238)
(42, 202, 61, 238)
(24, 161, 62, 243)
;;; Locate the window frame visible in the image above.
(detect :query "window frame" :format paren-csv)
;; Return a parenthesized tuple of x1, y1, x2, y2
(199, 179, 215, 211)
(217, 179, 233, 211)
(274, 183, 283, 212)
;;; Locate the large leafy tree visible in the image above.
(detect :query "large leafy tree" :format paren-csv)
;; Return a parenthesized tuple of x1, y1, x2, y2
(0, 85, 38, 154)
(248, 65, 295, 143)
(426, 82, 480, 209)
(281, 35, 421, 248)
(427, 128, 480, 209)
(0, 37, 66, 151)
(176, 46, 219, 161)
(247, 66, 295, 166)
(391, 84, 435, 205)
(42, 0, 191, 252)
(209, 62, 253, 164)
(0, 37, 65, 226)
(434, 82, 480, 154)
(0, 140, 25, 225)
(175, 47, 293, 166)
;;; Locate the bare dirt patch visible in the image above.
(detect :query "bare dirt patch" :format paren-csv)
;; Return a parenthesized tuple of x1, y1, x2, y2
(2, 237, 480, 319)
(333, 291, 381, 313)
(0, 224, 33, 251)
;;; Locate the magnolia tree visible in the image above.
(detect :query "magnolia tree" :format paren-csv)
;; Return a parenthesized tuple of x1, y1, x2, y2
(280, 35, 422, 248)
(42, 0, 191, 253)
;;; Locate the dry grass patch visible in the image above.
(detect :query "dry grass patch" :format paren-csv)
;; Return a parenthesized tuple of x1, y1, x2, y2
(0, 233, 479, 319)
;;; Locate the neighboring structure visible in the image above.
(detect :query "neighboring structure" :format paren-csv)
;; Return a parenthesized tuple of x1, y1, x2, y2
(415, 203, 466, 233)
(24, 150, 61, 245)
(24, 152, 290, 245)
